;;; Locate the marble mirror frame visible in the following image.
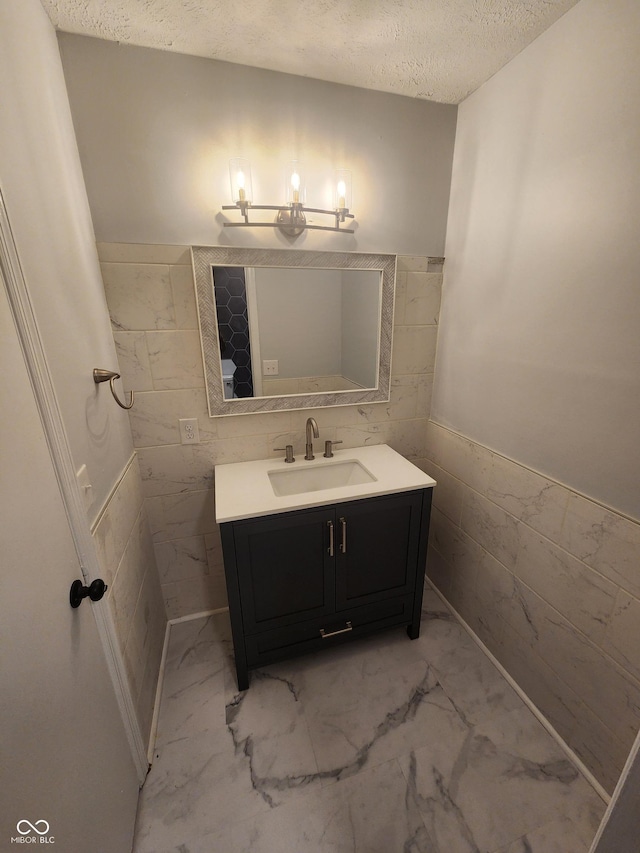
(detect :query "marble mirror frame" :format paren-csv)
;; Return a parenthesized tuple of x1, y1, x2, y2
(191, 246, 397, 416)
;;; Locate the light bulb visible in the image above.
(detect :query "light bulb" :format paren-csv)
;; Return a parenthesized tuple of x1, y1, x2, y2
(291, 171, 300, 202)
(237, 170, 246, 201)
(334, 169, 352, 211)
(229, 158, 252, 206)
(285, 161, 305, 205)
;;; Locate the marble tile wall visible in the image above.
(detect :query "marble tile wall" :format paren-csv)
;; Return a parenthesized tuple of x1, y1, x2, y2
(92, 454, 167, 745)
(423, 420, 640, 793)
(97, 242, 442, 619)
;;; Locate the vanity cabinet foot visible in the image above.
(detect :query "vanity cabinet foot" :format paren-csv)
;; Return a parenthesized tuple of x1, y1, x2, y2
(221, 489, 432, 690)
(407, 623, 420, 640)
(236, 666, 249, 693)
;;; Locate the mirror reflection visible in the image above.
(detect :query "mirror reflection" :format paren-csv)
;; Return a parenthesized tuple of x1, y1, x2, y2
(213, 265, 381, 399)
(191, 246, 396, 417)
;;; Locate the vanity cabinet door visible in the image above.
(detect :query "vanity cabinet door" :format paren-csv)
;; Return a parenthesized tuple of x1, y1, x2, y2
(222, 488, 432, 690)
(233, 507, 335, 635)
(334, 491, 425, 610)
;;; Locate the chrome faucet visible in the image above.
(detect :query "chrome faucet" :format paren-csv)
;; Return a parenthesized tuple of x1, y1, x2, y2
(304, 417, 319, 460)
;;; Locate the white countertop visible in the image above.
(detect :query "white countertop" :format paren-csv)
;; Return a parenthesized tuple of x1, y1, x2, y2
(215, 444, 436, 523)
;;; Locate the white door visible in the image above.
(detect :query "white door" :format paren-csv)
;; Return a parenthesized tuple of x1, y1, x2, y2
(0, 282, 140, 851)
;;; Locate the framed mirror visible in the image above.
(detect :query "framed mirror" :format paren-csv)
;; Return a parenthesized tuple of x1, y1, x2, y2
(191, 246, 396, 416)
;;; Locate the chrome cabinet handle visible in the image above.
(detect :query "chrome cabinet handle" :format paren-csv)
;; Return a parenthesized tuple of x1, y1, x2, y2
(320, 621, 353, 639)
(327, 520, 334, 556)
(339, 517, 347, 553)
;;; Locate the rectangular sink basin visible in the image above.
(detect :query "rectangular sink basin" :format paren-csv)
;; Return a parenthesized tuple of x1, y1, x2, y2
(268, 459, 377, 497)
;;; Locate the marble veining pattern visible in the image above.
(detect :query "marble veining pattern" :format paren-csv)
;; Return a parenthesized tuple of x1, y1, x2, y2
(99, 245, 441, 619)
(133, 587, 605, 852)
(191, 246, 396, 416)
(424, 420, 640, 791)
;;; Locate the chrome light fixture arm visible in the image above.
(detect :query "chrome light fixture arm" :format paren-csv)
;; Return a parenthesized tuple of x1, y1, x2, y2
(222, 202, 355, 236)
(222, 160, 355, 237)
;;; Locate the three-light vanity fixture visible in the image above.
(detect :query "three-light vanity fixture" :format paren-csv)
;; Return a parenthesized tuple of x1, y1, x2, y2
(222, 159, 355, 237)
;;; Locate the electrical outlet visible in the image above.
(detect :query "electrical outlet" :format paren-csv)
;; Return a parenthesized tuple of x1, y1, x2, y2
(263, 359, 279, 376)
(179, 418, 200, 444)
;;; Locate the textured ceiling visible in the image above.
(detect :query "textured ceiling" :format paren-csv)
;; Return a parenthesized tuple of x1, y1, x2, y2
(40, 0, 581, 104)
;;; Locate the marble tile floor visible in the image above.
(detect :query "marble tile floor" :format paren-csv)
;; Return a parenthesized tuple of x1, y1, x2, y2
(132, 586, 606, 853)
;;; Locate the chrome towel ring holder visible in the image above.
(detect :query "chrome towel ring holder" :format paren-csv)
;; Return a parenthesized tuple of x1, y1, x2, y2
(93, 368, 134, 410)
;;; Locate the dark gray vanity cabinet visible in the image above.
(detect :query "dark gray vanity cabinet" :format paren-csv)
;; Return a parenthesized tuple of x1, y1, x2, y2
(220, 488, 432, 690)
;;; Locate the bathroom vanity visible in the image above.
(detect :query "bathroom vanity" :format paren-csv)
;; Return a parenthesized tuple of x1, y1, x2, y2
(216, 444, 436, 690)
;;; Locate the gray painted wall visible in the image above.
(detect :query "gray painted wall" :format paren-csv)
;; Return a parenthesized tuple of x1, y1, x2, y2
(341, 269, 380, 388)
(424, 0, 640, 799)
(1, 0, 165, 759)
(0, 2, 133, 519)
(57, 35, 457, 257)
(433, 0, 640, 520)
(255, 268, 342, 379)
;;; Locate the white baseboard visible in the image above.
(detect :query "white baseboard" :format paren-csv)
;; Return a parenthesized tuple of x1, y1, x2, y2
(149, 591, 610, 804)
(168, 606, 230, 626)
(425, 580, 611, 805)
(147, 620, 171, 766)
(146, 607, 230, 765)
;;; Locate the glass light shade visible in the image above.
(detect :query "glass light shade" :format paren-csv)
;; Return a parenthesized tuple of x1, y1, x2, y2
(285, 161, 306, 205)
(229, 158, 253, 205)
(335, 170, 352, 211)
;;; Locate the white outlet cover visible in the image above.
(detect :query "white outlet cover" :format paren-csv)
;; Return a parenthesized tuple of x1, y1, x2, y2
(179, 418, 200, 444)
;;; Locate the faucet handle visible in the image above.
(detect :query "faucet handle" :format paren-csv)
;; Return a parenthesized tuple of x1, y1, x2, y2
(274, 444, 295, 463)
(323, 440, 343, 458)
